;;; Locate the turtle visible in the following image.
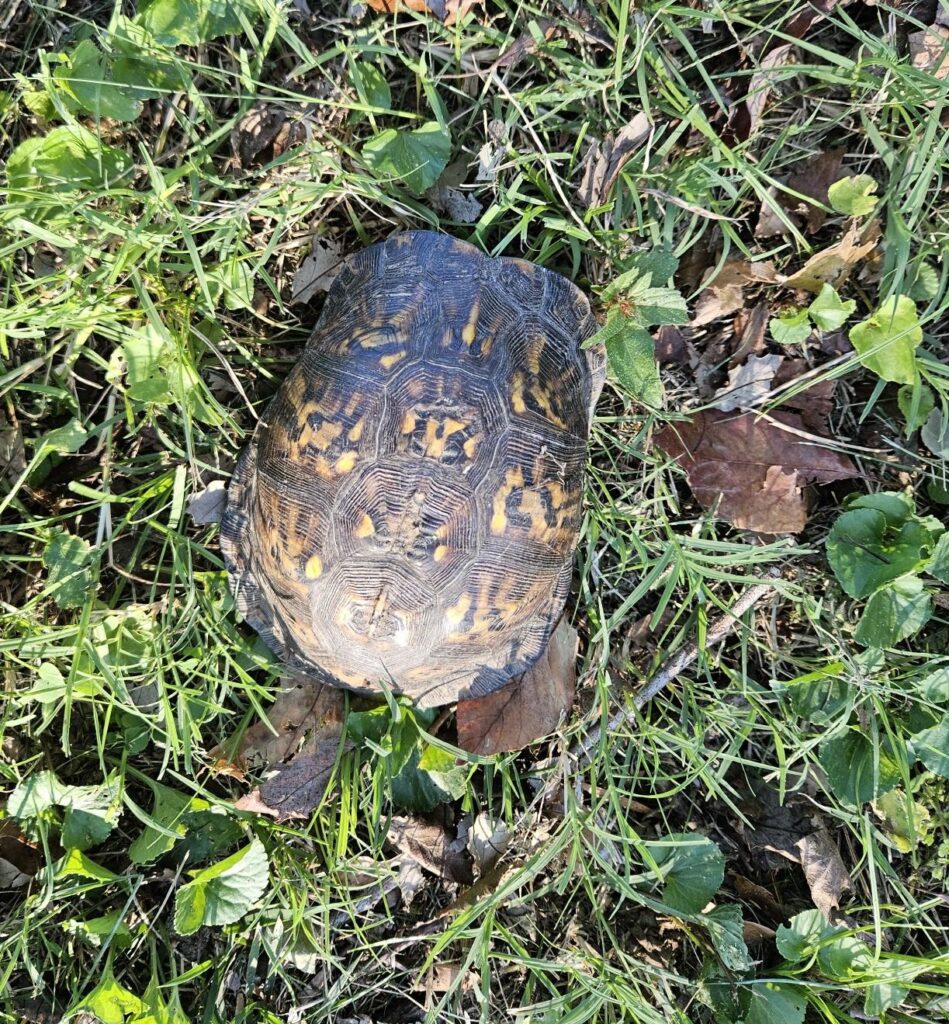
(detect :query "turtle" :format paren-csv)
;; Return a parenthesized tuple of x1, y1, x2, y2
(220, 230, 605, 708)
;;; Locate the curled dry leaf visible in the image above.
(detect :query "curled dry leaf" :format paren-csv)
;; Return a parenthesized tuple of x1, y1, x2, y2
(655, 410, 858, 533)
(577, 113, 652, 210)
(909, 25, 949, 80)
(691, 259, 778, 327)
(365, 0, 480, 24)
(714, 353, 784, 412)
(787, 147, 846, 233)
(781, 220, 879, 293)
(492, 18, 558, 69)
(796, 829, 852, 921)
(427, 184, 484, 224)
(468, 813, 513, 872)
(456, 617, 578, 755)
(388, 815, 473, 885)
(187, 480, 227, 525)
(291, 237, 343, 304)
(738, 44, 794, 141)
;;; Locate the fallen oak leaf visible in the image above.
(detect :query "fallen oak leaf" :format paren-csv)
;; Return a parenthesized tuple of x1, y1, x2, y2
(691, 259, 779, 327)
(781, 219, 880, 293)
(365, 0, 480, 23)
(655, 410, 858, 533)
(714, 353, 784, 412)
(909, 25, 949, 80)
(456, 617, 577, 755)
(577, 112, 652, 210)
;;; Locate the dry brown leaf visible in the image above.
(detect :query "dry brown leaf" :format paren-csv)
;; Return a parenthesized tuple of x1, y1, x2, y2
(786, 148, 846, 233)
(239, 737, 345, 821)
(771, 358, 838, 434)
(782, 220, 879, 293)
(714, 353, 784, 412)
(743, 44, 794, 139)
(427, 184, 483, 224)
(365, 0, 480, 24)
(796, 829, 852, 920)
(743, 921, 778, 944)
(417, 961, 475, 994)
(456, 617, 578, 755)
(467, 813, 513, 872)
(691, 260, 778, 327)
(654, 410, 858, 533)
(0, 821, 40, 883)
(910, 25, 949, 79)
(388, 815, 473, 884)
(730, 301, 770, 363)
(577, 113, 652, 210)
(187, 480, 227, 525)
(291, 237, 343, 304)
(493, 19, 558, 69)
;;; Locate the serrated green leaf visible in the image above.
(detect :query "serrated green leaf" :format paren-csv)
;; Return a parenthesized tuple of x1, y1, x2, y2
(174, 838, 269, 935)
(130, 781, 209, 864)
(909, 714, 949, 777)
(818, 729, 902, 806)
(853, 576, 932, 647)
(828, 174, 878, 216)
(42, 528, 95, 608)
(612, 247, 679, 288)
(6, 123, 133, 192)
(604, 320, 662, 406)
(646, 833, 725, 914)
(848, 295, 922, 384)
(927, 533, 949, 584)
(873, 788, 934, 852)
(362, 121, 451, 194)
(702, 904, 754, 973)
(769, 308, 811, 345)
(826, 508, 932, 598)
(741, 982, 807, 1024)
(54, 39, 141, 121)
(897, 383, 935, 434)
(807, 284, 856, 331)
(921, 407, 949, 458)
(908, 260, 939, 302)
(776, 909, 837, 963)
(136, 0, 257, 45)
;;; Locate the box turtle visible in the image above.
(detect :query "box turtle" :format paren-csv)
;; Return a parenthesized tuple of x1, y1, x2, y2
(221, 231, 605, 707)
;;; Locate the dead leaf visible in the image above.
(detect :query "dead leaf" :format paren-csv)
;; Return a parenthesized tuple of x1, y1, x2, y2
(456, 617, 577, 755)
(909, 25, 949, 80)
(476, 120, 506, 181)
(388, 815, 473, 885)
(416, 961, 475, 994)
(655, 410, 858, 533)
(0, 821, 40, 883)
(754, 189, 793, 239)
(732, 874, 784, 917)
(786, 148, 846, 233)
(230, 104, 307, 169)
(427, 184, 483, 224)
(771, 358, 838, 434)
(743, 921, 777, 944)
(187, 480, 227, 525)
(577, 113, 652, 210)
(467, 813, 512, 872)
(238, 737, 344, 821)
(291, 237, 343, 304)
(742, 44, 794, 140)
(654, 324, 692, 367)
(796, 829, 852, 920)
(492, 19, 558, 69)
(782, 220, 880, 293)
(364, 0, 480, 24)
(730, 301, 770, 363)
(714, 353, 784, 412)
(691, 260, 777, 327)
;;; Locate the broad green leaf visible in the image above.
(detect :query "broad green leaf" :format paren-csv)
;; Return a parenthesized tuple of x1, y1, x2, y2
(897, 383, 935, 434)
(42, 528, 95, 608)
(826, 508, 932, 598)
(919, 666, 949, 704)
(776, 909, 831, 963)
(864, 981, 910, 1017)
(417, 743, 466, 800)
(701, 904, 753, 973)
(848, 295, 922, 384)
(8, 769, 70, 818)
(741, 982, 807, 1024)
(853, 576, 932, 647)
(622, 246, 679, 285)
(807, 284, 856, 331)
(827, 174, 878, 216)
(112, 17, 187, 99)
(6, 123, 133, 192)
(36, 418, 88, 454)
(605, 320, 662, 406)
(129, 781, 209, 864)
(769, 308, 811, 345)
(350, 62, 391, 113)
(55, 848, 119, 881)
(921, 407, 949, 458)
(773, 670, 849, 725)
(908, 260, 939, 302)
(928, 533, 949, 584)
(205, 258, 255, 311)
(909, 714, 949, 777)
(818, 729, 901, 806)
(174, 838, 269, 935)
(66, 965, 143, 1024)
(136, 0, 256, 45)
(391, 746, 458, 812)
(62, 909, 134, 950)
(10, 769, 122, 851)
(873, 788, 934, 852)
(362, 121, 451, 194)
(818, 931, 873, 978)
(53, 39, 141, 121)
(847, 490, 914, 527)
(646, 833, 725, 914)
(612, 273, 688, 329)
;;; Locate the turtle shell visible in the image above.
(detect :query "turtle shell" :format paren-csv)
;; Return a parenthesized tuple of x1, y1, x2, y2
(220, 231, 604, 706)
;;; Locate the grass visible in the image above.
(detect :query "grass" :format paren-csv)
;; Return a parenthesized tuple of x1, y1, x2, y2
(1, 0, 949, 1021)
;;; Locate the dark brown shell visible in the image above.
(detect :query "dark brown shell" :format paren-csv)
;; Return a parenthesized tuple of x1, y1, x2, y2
(221, 231, 603, 706)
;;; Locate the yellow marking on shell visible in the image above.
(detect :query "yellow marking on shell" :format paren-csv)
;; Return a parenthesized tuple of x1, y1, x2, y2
(354, 513, 375, 539)
(300, 418, 343, 451)
(379, 350, 406, 370)
(548, 481, 566, 508)
(345, 394, 361, 416)
(463, 436, 479, 459)
(348, 420, 365, 443)
(530, 384, 567, 429)
(527, 337, 543, 375)
(401, 411, 417, 434)
(335, 451, 358, 473)
(461, 300, 479, 347)
(443, 418, 466, 438)
(445, 594, 471, 626)
(511, 373, 526, 414)
(304, 555, 323, 579)
(490, 509, 507, 535)
(433, 544, 448, 562)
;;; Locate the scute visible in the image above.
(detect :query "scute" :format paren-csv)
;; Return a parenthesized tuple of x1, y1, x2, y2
(220, 230, 604, 706)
